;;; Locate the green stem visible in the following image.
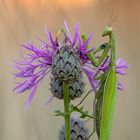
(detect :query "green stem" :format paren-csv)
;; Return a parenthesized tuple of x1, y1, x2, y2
(75, 89, 93, 107)
(63, 82, 70, 140)
(87, 129, 95, 140)
(73, 106, 96, 119)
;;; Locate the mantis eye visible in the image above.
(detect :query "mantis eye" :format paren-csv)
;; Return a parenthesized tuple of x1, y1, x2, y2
(101, 43, 107, 49)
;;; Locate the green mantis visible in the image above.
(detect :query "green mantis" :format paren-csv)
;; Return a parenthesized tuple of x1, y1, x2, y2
(83, 24, 117, 140)
(99, 26, 117, 140)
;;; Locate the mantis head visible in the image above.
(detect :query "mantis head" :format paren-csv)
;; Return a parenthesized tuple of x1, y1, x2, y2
(102, 26, 113, 37)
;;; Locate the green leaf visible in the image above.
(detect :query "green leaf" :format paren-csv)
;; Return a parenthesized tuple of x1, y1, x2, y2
(54, 110, 65, 117)
(70, 105, 95, 119)
(100, 68, 117, 140)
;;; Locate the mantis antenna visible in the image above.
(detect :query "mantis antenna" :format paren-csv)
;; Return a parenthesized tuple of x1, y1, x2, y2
(107, 9, 118, 27)
(107, 9, 114, 26)
(108, 16, 118, 27)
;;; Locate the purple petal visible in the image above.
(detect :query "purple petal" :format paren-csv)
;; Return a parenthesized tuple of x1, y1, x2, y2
(116, 58, 129, 68)
(72, 23, 80, 47)
(25, 85, 38, 109)
(77, 31, 82, 48)
(82, 32, 94, 49)
(82, 66, 98, 93)
(44, 26, 56, 49)
(82, 47, 95, 54)
(45, 95, 54, 106)
(64, 20, 73, 43)
(117, 82, 125, 91)
(116, 58, 129, 76)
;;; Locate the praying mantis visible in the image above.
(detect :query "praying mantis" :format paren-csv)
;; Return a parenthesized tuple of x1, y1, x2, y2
(83, 18, 117, 140)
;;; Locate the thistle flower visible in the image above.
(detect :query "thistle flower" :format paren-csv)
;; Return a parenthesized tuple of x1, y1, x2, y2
(13, 21, 128, 108)
(13, 21, 94, 108)
(59, 115, 88, 140)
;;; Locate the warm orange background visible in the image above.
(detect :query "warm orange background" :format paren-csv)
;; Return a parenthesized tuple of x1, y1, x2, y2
(0, 0, 139, 140)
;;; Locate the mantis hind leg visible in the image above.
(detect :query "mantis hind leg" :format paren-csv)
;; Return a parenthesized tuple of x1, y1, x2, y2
(95, 95, 103, 139)
(93, 84, 104, 139)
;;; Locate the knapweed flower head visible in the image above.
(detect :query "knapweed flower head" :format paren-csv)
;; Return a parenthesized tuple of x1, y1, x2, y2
(13, 21, 95, 108)
(59, 115, 88, 140)
(13, 21, 129, 108)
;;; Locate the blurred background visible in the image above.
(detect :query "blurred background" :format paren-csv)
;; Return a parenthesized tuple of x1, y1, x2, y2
(0, 0, 139, 139)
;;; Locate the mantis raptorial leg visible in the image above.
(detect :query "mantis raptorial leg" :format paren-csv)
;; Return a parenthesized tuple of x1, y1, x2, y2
(82, 34, 111, 67)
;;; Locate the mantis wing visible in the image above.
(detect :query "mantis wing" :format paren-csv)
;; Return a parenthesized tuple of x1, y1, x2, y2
(100, 67, 117, 140)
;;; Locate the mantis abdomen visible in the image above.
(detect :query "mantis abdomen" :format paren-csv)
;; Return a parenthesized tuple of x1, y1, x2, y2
(100, 67, 117, 140)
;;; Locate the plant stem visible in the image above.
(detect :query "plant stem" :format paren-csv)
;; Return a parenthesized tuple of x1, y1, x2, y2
(63, 81, 70, 140)
(87, 129, 95, 139)
(75, 89, 93, 107)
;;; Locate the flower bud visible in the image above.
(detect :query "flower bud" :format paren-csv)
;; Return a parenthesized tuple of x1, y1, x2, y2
(59, 115, 88, 140)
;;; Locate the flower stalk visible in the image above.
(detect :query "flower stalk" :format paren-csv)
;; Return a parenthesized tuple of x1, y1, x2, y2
(63, 81, 70, 140)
